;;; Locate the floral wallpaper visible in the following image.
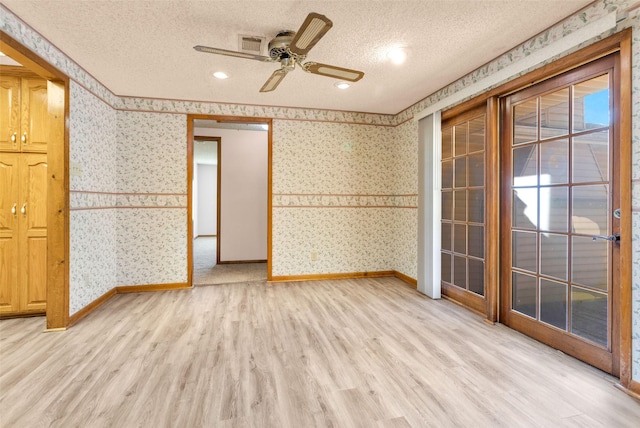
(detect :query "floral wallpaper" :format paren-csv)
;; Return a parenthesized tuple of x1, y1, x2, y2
(1, 0, 639, 379)
(271, 119, 417, 278)
(115, 111, 188, 287)
(116, 112, 187, 194)
(68, 82, 118, 315)
(116, 208, 187, 286)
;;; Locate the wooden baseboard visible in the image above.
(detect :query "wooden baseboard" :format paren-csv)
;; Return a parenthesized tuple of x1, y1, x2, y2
(67, 283, 190, 326)
(67, 288, 117, 327)
(394, 271, 417, 288)
(616, 380, 640, 401)
(218, 259, 267, 265)
(270, 271, 396, 283)
(116, 283, 191, 294)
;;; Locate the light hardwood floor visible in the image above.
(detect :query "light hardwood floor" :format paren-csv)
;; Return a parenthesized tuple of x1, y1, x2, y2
(1, 277, 638, 427)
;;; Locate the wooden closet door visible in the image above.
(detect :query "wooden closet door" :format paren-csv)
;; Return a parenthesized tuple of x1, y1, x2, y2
(20, 77, 50, 154)
(19, 153, 48, 312)
(0, 75, 20, 152)
(0, 153, 20, 313)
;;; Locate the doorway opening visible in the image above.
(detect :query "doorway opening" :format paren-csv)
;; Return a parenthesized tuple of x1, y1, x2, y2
(0, 32, 68, 329)
(188, 116, 271, 285)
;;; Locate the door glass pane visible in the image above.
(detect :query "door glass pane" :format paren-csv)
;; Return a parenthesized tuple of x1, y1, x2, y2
(572, 184, 609, 234)
(540, 279, 567, 330)
(468, 116, 485, 153)
(542, 186, 568, 233)
(441, 223, 451, 251)
(513, 189, 537, 230)
(540, 88, 569, 139)
(513, 145, 537, 186)
(573, 75, 609, 132)
(455, 123, 467, 156)
(454, 190, 466, 221)
(468, 189, 484, 224)
(540, 233, 567, 280)
(441, 252, 451, 283)
(571, 287, 608, 347)
(468, 153, 484, 187)
(468, 258, 484, 296)
(513, 272, 536, 318)
(572, 236, 608, 291)
(442, 191, 453, 220)
(454, 157, 467, 188)
(453, 224, 467, 254)
(573, 131, 609, 183)
(512, 231, 537, 273)
(442, 127, 453, 159)
(514, 98, 538, 145)
(442, 160, 453, 189)
(453, 255, 467, 289)
(540, 138, 568, 184)
(468, 225, 484, 259)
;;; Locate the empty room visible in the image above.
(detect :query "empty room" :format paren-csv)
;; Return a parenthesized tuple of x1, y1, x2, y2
(1, 1, 639, 426)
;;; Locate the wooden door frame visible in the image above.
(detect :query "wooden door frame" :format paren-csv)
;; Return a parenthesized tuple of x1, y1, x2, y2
(191, 135, 221, 262)
(441, 29, 633, 392)
(187, 115, 273, 285)
(1, 31, 69, 330)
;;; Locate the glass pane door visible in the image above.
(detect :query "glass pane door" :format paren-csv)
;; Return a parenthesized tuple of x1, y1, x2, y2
(441, 109, 487, 314)
(501, 55, 619, 374)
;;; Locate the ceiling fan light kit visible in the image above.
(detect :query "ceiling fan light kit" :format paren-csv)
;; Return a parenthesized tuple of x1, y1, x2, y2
(194, 12, 365, 93)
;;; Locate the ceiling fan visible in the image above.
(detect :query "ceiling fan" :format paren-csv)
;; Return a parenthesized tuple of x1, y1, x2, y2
(194, 12, 365, 92)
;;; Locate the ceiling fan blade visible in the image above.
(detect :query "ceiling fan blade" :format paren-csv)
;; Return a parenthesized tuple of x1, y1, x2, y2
(289, 13, 333, 56)
(303, 62, 364, 82)
(193, 45, 272, 62)
(260, 69, 288, 92)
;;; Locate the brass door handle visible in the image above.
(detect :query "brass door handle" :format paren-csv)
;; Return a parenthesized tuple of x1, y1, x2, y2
(11, 203, 17, 216)
(21, 132, 27, 144)
(21, 203, 27, 216)
(10, 132, 17, 144)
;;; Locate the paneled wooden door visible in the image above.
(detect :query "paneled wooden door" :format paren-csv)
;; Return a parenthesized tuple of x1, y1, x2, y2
(500, 54, 620, 375)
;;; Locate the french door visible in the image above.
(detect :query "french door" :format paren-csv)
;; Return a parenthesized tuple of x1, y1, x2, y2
(500, 54, 620, 375)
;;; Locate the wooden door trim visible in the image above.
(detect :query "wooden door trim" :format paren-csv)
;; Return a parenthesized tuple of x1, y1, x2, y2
(187, 115, 273, 282)
(1, 30, 69, 330)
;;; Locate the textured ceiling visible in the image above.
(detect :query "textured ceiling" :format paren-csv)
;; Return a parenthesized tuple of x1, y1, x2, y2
(2, 0, 594, 114)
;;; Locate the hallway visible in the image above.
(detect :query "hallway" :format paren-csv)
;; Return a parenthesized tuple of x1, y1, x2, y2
(193, 237, 267, 285)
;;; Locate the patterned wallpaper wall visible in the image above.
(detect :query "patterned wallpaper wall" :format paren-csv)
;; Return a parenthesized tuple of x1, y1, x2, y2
(68, 82, 118, 315)
(1, 0, 638, 378)
(116, 112, 188, 286)
(272, 120, 417, 277)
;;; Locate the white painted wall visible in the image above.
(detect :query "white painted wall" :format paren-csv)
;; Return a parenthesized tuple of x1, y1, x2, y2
(194, 127, 268, 262)
(196, 163, 217, 235)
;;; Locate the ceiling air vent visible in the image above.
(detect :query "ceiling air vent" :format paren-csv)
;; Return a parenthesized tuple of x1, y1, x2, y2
(238, 35, 265, 55)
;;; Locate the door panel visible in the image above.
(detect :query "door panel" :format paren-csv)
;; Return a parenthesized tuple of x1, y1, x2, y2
(441, 106, 488, 314)
(20, 154, 47, 312)
(0, 153, 19, 313)
(21, 77, 49, 153)
(500, 55, 619, 374)
(0, 75, 20, 152)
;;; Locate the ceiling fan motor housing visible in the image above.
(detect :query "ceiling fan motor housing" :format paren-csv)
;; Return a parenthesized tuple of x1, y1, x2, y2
(268, 30, 296, 60)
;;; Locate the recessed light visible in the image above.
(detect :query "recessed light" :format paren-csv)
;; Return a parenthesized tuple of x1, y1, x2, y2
(335, 82, 350, 89)
(387, 48, 407, 65)
(0, 52, 6, 56)
(213, 71, 229, 79)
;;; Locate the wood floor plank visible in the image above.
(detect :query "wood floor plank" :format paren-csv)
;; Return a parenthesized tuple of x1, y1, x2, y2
(1, 277, 638, 427)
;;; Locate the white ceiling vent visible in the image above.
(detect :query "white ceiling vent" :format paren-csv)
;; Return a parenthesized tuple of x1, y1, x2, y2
(238, 35, 265, 54)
